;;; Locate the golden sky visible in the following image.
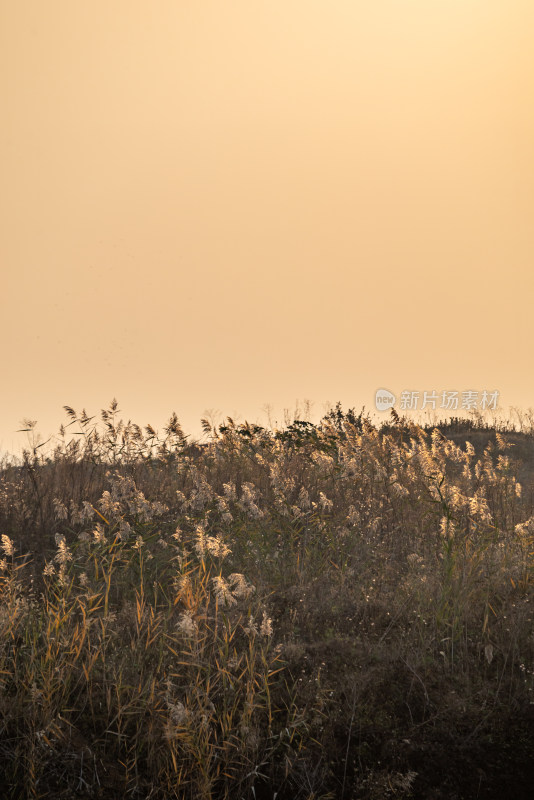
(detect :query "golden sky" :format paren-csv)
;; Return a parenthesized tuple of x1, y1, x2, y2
(2, 1, 533, 455)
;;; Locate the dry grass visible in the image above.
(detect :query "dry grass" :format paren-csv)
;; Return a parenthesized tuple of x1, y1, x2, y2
(0, 400, 533, 799)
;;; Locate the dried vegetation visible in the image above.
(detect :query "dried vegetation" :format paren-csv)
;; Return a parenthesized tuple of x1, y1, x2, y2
(0, 400, 533, 799)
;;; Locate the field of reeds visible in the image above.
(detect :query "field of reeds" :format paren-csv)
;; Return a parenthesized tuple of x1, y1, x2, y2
(0, 400, 533, 799)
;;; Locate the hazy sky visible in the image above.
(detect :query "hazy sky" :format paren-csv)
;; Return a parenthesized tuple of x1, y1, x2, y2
(2, 1, 533, 456)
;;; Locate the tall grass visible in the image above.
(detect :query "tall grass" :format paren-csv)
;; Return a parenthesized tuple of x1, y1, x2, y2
(0, 401, 533, 798)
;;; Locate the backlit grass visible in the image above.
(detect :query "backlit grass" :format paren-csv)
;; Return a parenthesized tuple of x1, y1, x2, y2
(0, 401, 533, 799)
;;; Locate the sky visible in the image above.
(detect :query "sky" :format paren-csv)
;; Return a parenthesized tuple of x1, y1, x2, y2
(1, 0, 533, 457)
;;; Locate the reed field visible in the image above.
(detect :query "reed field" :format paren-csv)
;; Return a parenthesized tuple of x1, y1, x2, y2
(0, 400, 533, 799)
